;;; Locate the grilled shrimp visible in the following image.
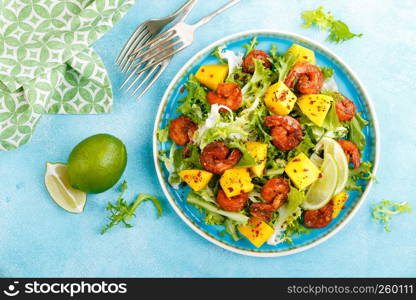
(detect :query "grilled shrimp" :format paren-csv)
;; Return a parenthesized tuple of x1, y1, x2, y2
(284, 62, 323, 94)
(250, 202, 275, 222)
(336, 94, 357, 121)
(207, 82, 242, 112)
(250, 178, 290, 222)
(338, 140, 361, 169)
(200, 142, 242, 174)
(303, 201, 334, 228)
(216, 189, 248, 212)
(169, 115, 198, 146)
(261, 178, 290, 209)
(264, 115, 303, 151)
(242, 50, 272, 74)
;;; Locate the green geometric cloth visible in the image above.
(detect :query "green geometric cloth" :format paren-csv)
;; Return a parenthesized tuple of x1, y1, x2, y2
(0, 0, 134, 151)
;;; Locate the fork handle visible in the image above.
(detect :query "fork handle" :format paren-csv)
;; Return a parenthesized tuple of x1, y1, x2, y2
(170, 0, 198, 21)
(192, 0, 241, 28)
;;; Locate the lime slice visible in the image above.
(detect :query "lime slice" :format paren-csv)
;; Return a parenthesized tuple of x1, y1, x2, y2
(45, 162, 87, 213)
(303, 153, 338, 210)
(315, 137, 349, 195)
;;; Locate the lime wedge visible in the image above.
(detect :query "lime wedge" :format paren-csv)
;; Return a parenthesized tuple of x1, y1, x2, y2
(45, 162, 86, 213)
(303, 153, 338, 210)
(315, 137, 349, 195)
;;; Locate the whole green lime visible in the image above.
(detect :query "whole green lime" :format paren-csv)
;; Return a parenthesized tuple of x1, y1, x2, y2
(67, 134, 127, 194)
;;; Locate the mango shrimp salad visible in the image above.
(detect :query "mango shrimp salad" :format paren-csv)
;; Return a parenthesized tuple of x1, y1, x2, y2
(158, 38, 373, 248)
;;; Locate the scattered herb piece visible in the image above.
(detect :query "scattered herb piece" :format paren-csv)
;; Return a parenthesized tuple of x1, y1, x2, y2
(301, 6, 363, 43)
(101, 181, 163, 234)
(372, 200, 412, 232)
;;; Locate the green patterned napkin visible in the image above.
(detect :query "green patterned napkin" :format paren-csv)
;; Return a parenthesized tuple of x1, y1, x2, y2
(0, 0, 134, 151)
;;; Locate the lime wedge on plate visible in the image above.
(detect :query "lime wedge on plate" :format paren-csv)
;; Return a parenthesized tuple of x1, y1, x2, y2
(303, 153, 338, 210)
(45, 162, 86, 213)
(315, 137, 349, 195)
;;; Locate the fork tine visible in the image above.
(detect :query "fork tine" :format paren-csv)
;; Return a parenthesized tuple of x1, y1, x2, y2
(129, 28, 174, 58)
(129, 39, 181, 72)
(125, 67, 150, 93)
(118, 29, 149, 69)
(115, 24, 147, 65)
(129, 33, 177, 65)
(131, 65, 159, 96)
(120, 32, 152, 72)
(120, 63, 142, 89)
(136, 45, 186, 76)
(136, 61, 170, 100)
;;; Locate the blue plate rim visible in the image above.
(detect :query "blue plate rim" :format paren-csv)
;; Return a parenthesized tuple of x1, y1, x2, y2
(152, 30, 380, 257)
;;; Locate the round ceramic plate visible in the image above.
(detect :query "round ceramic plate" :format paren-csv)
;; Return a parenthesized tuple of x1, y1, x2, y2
(153, 30, 379, 257)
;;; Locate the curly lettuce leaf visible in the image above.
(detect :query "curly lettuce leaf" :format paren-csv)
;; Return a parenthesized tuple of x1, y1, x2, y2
(101, 182, 163, 234)
(372, 200, 412, 232)
(226, 66, 252, 87)
(270, 44, 297, 82)
(227, 139, 256, 168)
(301, 6, 363, 43)
(301, 6, 334, 30)
(187, 190, 249, 224)
(159, 144, 203, 188)
(345, 161, 374, 192)
(264, 159, 286, 178)
(177, 75, 210, 124)
(219, 219, 241, 241)
(241, 59, 273, 102)
(211, 46, 227, 64)
(280, 217, 310, 244)
(242, 37, 259, 54)
(267, 187, 306, 245)
(347, 113, 368, 152)
(287, 130, 315, 160)
(157, 122, 170, 143)
(321, 66, 334, 81)
(328, 20, 363, 44)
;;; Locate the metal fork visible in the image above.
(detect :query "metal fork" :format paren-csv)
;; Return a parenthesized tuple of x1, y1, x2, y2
(123, 0, 242, 84)
(115, 0, 197, 72)
(118, 0, 197, 99)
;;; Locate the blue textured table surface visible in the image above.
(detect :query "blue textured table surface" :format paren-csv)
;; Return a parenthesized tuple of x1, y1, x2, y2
(1, 0, 415, 277)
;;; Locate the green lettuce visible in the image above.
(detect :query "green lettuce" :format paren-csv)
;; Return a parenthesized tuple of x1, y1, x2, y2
(241, 59, 273, 102)
(372, 200, 412, 232)
(270, 44, 297, 82)
(345, 161, 374, 192)
(242, 37, 259, 54)
(177, 75, 210, 124)
(267, 187, 306, 245)
(321, 66, 334, 81)
(187, 190, 249, 224)
(347, 113, 368, 151)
